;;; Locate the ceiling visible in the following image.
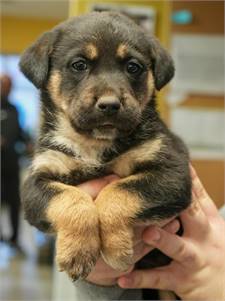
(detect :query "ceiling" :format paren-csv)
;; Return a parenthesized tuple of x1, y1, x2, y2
(1, 0, 70, 19)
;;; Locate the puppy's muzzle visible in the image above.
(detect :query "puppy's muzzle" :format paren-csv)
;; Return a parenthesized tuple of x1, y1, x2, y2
(96, 96, 121, 116)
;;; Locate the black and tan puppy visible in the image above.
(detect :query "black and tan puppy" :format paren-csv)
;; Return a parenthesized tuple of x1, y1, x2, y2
(20, 12, 191, 281)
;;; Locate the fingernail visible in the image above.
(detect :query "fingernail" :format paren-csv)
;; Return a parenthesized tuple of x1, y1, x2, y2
(118, 275, 133, 288)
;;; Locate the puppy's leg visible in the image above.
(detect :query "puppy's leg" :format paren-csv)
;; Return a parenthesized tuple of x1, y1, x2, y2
(22, 174, 100, 280)
(48, 182, 100, 280)
(95, 175, 143, 271)
(95, 170, 191, 271)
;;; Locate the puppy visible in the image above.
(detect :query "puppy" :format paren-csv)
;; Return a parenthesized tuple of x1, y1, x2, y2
(20, 12, 191, 281)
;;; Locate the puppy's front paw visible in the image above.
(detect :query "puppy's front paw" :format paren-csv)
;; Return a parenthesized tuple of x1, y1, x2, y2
(100, 226, 134, 271)
(56, 211, 100, 280)
(95, 183, 140, 271)
(56, 230, 100, 280)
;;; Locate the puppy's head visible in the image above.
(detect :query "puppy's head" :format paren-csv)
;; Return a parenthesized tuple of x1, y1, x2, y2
(20, 12, 174, 140)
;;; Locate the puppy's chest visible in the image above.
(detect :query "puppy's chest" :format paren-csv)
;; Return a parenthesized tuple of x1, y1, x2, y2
(72, 136, 163, 179)
(34, 136, 163, 185)
(77, 147, 135, 178)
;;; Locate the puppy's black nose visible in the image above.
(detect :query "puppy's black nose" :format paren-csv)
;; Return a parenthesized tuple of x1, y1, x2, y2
(96, 96, 121, 115)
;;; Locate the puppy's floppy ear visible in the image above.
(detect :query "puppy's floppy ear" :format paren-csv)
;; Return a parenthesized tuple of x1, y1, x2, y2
(149, 37, 175, 91)
(19, 30, 58, 89)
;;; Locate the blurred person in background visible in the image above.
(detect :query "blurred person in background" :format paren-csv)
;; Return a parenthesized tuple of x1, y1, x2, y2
(1, 74, 31, 253)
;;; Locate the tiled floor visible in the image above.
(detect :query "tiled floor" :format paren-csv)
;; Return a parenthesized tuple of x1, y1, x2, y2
(0, 208, 53, 301)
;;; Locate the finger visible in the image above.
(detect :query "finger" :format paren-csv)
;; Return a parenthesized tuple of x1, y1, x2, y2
(103, 174, 120, 183)
(133, 242, 154, 263)
(133, 225, 147, 245)
(78, 178, 109, 199)
(190, 165, 210, 203)
(143, 226, 199, 265)
(180, 199, 210, 237)
(78, 175, 119, 199)
(133, 219, 181, 263)
(190, 165, 218, 217)
(163, 218, 180, 234)
(134, 219, 180, 246)
(87, 257, 134, 285)
(118, 268, 174, 290)
(132, 219, 181, 263)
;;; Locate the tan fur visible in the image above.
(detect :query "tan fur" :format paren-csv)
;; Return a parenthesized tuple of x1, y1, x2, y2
(54, 113, 112, 163)
(111, 136, 163, 177)
(95, 175, 144, 270)
(32, 150, 82, 175)
(46, 181, 100, 279)
(47, 71, 68, 111)
(85, 43, 98, 60)
(31, 113, 111, 176)
(96, 177, 143, 224)
(46, 181, 94, 231)
(116, 44, 128, 59)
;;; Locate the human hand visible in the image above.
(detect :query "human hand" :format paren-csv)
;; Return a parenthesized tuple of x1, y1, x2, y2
(78, 175, 180, 286)
(86, 219, 180, 286)
(77, 175, 119, 199)
(118, 166, 225, 301)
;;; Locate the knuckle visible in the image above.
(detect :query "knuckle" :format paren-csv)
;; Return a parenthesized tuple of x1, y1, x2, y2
(181, 247, 198, 264)
(174, 242, 186, 258)
(174, 241, 198, 264)
(187, 201, 201, 216)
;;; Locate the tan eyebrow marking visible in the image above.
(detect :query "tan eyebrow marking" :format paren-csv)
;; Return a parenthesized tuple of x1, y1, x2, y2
(85, 43, 98, 60)
(116, 44, 128, 59)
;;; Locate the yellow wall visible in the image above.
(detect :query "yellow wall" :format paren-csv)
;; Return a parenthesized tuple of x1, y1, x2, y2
(1, 16, 64, 54)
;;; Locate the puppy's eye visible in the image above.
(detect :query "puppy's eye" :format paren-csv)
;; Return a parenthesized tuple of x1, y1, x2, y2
(126, 59, 143, 75)
(71, 59, 88, 72)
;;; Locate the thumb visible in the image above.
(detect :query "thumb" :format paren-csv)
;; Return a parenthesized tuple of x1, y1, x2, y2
(78, 175, 119, 199)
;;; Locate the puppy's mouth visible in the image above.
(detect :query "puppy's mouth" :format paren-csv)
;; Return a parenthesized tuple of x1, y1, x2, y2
(92, 123, 117, 140)
(97, 123, 115, 130)
(70, 109, 141, 140)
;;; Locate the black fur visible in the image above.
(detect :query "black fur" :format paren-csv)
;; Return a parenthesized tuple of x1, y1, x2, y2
(22, 172, 60, 232)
